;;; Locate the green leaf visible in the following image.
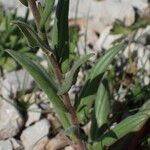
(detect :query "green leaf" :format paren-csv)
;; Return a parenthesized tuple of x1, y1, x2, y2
(58, 53, 94, 95)
(139, 100, 150, 115)
(52, 0, 70, 73)
(3, 57, 17, 72)
(92, 113, 149, 150)
(90, 79, 111, 140)
(76, 44, 126, 122)
(12, 21, 49, 50)
(111, 21, 131, 35)
(95, 80, 110, 127)
(6, 50, 71, 129)
(65, 126, 77, 136)
(39, 0, 55, 29)
(19, 0, 28, 7)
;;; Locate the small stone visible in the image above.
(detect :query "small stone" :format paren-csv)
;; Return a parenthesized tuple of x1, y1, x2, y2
(45, 133, 69, 150)
(25, 104, 42, 127)
(121, 0, 148, 16)
(94, 26, 121, 51)
(144, 76, 150, 85)
(47, 114, 61, 134)
(10, 138, 23, 150)
(21, 119, 50, 150)
(1, 70, 34, 99)
(65, 146, 74, 150)
(0, 140, 13, 150)
(32, 136, 49, 150)
(0, 98, 24, 140)
(82, 122, 91, 135)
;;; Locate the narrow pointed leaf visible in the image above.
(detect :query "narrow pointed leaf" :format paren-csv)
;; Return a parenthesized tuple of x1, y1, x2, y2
(90, 80, 111, 140)
(139, 100, 150, 115)
(19, 0, 28, 7)
(92, 113, 149, 150)
(12, 21, 49, 50)
(58, 53, 94, 95)
(52, 0, 70, 73)
(39, 0, 55, 29)
(95, 80, 110, 127)
(77, 44, 126, 122)
(6, 50, 71, 129)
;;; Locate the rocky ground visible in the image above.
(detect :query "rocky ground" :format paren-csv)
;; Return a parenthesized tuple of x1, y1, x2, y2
(0, 0, 150, 149)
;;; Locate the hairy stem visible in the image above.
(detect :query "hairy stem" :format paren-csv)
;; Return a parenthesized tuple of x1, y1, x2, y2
(27, 0, 86, 149)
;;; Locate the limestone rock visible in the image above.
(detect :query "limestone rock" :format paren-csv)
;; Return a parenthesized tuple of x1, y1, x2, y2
(0, 140, 13, 150)
(21, 119, 50, 150)
(32, 136, 49, 150)
(1, 70, 34, 99)
(10, 138, 23, 150)
(25, 104, 42, 127)
(0, 99, 24, 140)
(45, 133, 69, 150)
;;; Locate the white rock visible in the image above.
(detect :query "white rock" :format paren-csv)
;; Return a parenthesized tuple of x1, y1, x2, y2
(144, 76, 150, 85)
(0, 140, 13, 150)
(82, 121, 91, 135)
(10, 138, 23, 150)
(25, 104, 42, 127)
(1, 70, 34, 99)
(137, 59, 143, 70)
(95, 26, 121, 51)
(65, 146, 74, 150)
(2, 0, 136, 26)
(144, 60, 150, 74)
(141, 50, 150, 65)
(123, 43, 136, 59)
(137, 45, 145, 58)
(21, 119, 50, 150)
(45, 133, 69, 150)
(32, 136, 48, 150)
(0, 99, 24, 140)
(69, 0, 135, 26)
(121, 0, 148, 16)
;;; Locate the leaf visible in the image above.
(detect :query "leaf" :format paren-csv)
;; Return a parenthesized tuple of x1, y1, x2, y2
(90, 79, 111, 140)
(19, 0, 28, 7)
(12, 21, 49, 50)
(52, 0, 70, 73)
(39, 0, 55, 29)
(92, 113, 149, 150)
(139, 100, 150, 115)
(65, 126, 77, 136)
(95, 80, 110, 127)
(6, 50, 71, 129)
(57, 53, 94, 95)
(4, 57, 17, 72)
(76, 44, 126, 122)
(111, 21, 131, 35)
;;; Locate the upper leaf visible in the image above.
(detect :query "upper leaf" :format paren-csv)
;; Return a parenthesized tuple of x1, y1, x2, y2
(12, 21, 49, 50)
(39, 0, 55, 29)
(57, 53, 94, 95)
(52, 0, 70, 73)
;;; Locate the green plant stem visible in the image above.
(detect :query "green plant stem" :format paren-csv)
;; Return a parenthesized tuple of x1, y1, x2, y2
(28, 0, 86, 149)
